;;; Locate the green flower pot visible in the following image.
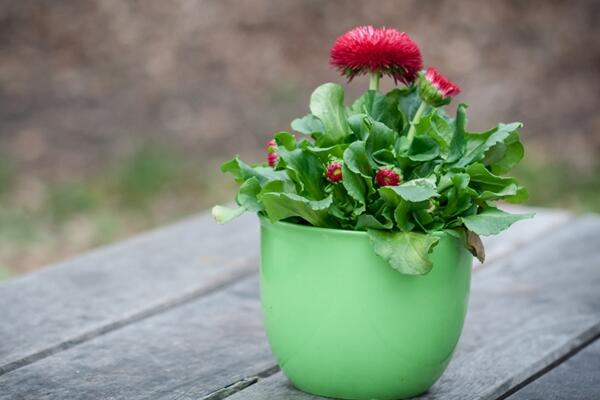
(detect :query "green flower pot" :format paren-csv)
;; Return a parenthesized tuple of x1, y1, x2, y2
(260, 217, 472, 400)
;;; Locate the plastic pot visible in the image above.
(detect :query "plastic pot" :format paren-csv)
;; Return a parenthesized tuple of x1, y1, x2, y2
(260, 217, 472, 400)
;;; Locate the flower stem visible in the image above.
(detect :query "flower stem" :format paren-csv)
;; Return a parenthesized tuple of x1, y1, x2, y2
(406, 101, 428, 145)
(369, 71, 380, 91)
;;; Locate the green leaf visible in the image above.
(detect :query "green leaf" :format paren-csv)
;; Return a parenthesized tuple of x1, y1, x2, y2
(258, 179, 296, 196)
(379, 178, 439, 203)
(236, 177, 262, 212)
(276, 147, 325, 199)
(414, 109, 454, 153)
(347, 114, 370, 140)
(291, 114, 324, 136)
(439, 173, 476, 218)
(367, 230, 440, 275)
(456, 122, 523, 168)
(212, 205, 245, 224)
(274, 131, 296, 150)
(408, 136, 440, 161)
(301, 142, 346, 163)
(371, 149, 396, 165)
(350, 89, 403, 131)
(261, 192, 332, 227)
(356, 214, 393, 230)
(483, 130, 524, 174)
(366, 120, 396, 156)
(350, 90, 379, 115)
(309, 83, 350, 146)
(397, 86, 423, 129)
(343, 141, 372, 178)
(461, 207, 534, 236)
(341, 164, 366, 205)
(371, 89, 404, 132)
(394, 200, 415, 232)
(466, 163, 527, 203)
(221, 156, 286, 184)
(446, 103, 468, 163)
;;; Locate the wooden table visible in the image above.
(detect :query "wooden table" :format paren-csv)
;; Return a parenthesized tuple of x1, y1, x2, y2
(1, 207, 599, 400)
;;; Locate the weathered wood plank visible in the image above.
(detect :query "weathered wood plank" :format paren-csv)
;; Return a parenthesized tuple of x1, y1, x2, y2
(506, 338, 600, 400)
(0, 212, 259, 374)
(0, 275, 274, 400)
(226, 215, 600, 400)
(0, 207, 567, 377)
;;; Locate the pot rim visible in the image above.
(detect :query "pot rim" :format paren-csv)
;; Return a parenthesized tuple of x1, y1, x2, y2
(258, 214, 460, 240)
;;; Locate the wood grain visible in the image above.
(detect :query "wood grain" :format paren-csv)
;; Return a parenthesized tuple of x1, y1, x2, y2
(506, 338, 600, 400)
(0, 212, 259, 374)
(226, 215, 600, 400)
(0, 275, 275, 400)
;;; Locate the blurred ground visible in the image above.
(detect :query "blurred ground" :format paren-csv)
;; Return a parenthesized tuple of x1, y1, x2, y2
(0, 0, 599, 277)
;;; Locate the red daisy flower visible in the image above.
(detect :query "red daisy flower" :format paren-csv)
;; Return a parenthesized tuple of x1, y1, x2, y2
(325, 161, 343, 183)
(375, 167, 402, 187)
(330, 26, 422, 84)
(418, 67, 461, 107)
(266, 139, 278, 167)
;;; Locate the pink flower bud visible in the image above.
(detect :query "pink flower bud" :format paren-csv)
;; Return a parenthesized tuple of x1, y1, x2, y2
(266, 139, 278, 167)
(266, 139, 277, 152)
(418, 67, 461, 107)
(375, 167, 402, 187)
(326, 161, 343, 183)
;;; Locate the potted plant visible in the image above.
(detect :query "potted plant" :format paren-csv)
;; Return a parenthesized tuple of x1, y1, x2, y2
(213, 26, 532, 400)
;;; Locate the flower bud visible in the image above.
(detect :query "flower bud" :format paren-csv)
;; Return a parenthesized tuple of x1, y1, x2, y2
(266, 139, 278, 167)
(375, 167, 402, 187)
(326, 161, 343, 183)
(417, 67, 461, 107)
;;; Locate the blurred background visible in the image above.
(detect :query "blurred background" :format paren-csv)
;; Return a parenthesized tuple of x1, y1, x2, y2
(0, 0, 599, 279)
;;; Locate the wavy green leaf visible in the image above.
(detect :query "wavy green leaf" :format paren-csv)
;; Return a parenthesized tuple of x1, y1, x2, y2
(261, 193, 332, 227)
(291, 114, 324, 136)
(277, 147, 325, 199)
(310, 83, 350, 146)
(379, 178, 439, 203)
(367, 230, 440, 275)
(343, 141, 372, 178)
(456, 122, 523, 168)
(461, 207, 534, 236)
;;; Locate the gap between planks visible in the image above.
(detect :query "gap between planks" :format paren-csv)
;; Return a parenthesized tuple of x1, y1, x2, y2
(0, 264, 257, 377)
(492, 323, 600, 400)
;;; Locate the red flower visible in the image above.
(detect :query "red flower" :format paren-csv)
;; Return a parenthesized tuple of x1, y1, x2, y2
(330, 26, 422, 84)
(418, 67, 461, 107)
(266, 139, 278, 167)
(375, 167, 402, 187)
(326, 161, 343, 183)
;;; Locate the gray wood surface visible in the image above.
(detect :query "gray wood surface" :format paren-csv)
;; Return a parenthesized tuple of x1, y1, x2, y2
(506, 338, 600, 400)
(0, 275, 273, 400)
(0, 208, 584, 400)
(0, 212, 259, 374)
(226, 215, 600, 400)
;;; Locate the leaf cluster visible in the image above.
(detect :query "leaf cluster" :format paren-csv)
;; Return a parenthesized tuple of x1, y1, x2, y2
(214, 83, 532, 274)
